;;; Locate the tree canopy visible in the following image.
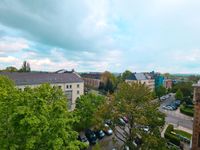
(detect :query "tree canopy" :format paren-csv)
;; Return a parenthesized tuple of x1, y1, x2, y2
(175, 89, 183, 101)
(0, 76, 84, 150)
(99, 71, 117, 93)
(95, 82, 166, 149)
(155, 85, 166, 98)
(74, 93, 105, 131)
(19, 61, 31, 72)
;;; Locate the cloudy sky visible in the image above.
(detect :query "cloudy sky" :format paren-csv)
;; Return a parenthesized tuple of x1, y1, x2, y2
(0, 0, 200, 73)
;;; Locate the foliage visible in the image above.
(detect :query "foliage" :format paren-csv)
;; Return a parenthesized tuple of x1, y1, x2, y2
(99, 71, 117, 93)
(155, 85, 166, 98)
(175, 89, 183, 100)
(188, 75, 200, 83)
(74, 93, 105, 131)
(174, 130, 192, 139)
(164, 133, 180, 146)
(172, 82, 192, 97)
(95, 82, 167, 149)
(180, 104, 194, 117)
(164, 125, 180, 146)
(19, 61, 31, 72)
(0, 76, 83, 150)
(121, 70, 132, 81)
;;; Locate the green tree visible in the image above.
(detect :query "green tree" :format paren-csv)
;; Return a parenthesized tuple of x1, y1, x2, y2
(121, 70, 132, 81)
(74, 93, 105, 131)
(19, 61, 31, 72)
(100, 71, 117, 93)
(172, 82, 192, 97)
(0, 76, 84, 149)
(175, 89, 183, 100)
(95, 82, 166, 149)
(5, 66, 18, 72)
(155, 85, 166, 99)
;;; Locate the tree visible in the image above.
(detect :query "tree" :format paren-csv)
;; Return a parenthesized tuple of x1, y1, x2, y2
(74, 94, 105, 131)
(175, 89, 183, 100)
(171, 82, 192, 98)
(5, 66, 18, 72)
(121, 70, 132, 81)
(19, 61, 31, 72)
(95, 82, 166, 149)
(100, 71, 117, 93)
(0, 76, 84, 149)
(155, 85, 166, 99)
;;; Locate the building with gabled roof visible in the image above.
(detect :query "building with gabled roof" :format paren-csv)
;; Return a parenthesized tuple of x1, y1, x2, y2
(0, 72, 84, 110)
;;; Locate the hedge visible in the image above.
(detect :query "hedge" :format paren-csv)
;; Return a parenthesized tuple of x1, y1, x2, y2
(180, 105, 194, 117)
(165, 133, 180, 146)
(164, 124, 181, 146)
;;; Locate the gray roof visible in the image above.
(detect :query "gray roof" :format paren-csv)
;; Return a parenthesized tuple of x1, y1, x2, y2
(126, 73, 147, 80)
(135, 73, 147, 80)
(0, 72, 83, 86)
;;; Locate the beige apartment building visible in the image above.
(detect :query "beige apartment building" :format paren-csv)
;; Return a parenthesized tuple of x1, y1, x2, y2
(125, 73, 155, 91)
(0, 72, 84, 110)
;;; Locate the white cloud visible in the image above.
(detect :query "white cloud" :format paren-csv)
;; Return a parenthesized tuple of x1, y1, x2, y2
(0, 36, 29, 53)
(0, 56, 18, 63)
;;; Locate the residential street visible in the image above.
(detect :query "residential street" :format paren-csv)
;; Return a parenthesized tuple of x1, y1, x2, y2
(159, 95, 193, 130)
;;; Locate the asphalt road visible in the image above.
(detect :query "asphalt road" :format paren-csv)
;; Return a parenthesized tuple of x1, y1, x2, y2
(159, 94, 193, 130)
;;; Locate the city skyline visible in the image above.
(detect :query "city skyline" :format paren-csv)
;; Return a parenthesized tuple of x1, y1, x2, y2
(0, 0, 200, 73)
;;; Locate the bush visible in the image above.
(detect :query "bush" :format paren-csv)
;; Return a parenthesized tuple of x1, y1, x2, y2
(165, 124, 174, 133)
(164, 124, 181, 146)
(165, 133, 180, 146)
(180, 105, 194, 117)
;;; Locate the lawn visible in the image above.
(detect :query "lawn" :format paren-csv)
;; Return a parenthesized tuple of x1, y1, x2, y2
(174, 129, 192, 139)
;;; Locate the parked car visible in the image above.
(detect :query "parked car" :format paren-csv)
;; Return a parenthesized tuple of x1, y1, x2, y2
(162, 105, 173, 110)
(118, 118, 126, 126)
(78, 134, 89, 147)
(104, 124, 113, 135)
(122, 116, 129, 123)
(94, 130, 105, 139)
(85, 129, 97, 145)
(174, 100, 181, 106)
(160, 96, 166, 101)
(104, 119, 112, 126)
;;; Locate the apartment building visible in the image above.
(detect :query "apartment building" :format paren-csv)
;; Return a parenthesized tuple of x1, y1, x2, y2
(164, 79, 173, 89)
(80, 73, 102, 89)
(125, 73, 155, 91)
(0, 72, 84, 110)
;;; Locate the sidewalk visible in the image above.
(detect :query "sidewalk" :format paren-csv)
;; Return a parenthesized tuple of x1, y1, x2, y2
(175, 126, 193, 134)
(161, 123, 193, 137)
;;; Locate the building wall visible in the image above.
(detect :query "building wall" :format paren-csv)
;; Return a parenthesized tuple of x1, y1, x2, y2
(164, 79, 173, 89)
(192, 85, 200, 150)
(17, 82, 84, 111)
(83, 77, 101, 89)
(155, 76, 164, 88)
(125, 79, 155, 91)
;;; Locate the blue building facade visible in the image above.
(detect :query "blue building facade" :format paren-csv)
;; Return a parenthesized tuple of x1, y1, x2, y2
(155, 75, 164, 88)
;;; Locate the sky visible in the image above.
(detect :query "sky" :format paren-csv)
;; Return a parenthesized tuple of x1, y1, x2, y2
(0, 0, 200, 73)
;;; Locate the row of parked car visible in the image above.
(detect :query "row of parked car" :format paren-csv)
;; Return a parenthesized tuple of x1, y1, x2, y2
(160, 94, 173, 101)
(78, 122, 113, 146)
(162, 100, 181, 110)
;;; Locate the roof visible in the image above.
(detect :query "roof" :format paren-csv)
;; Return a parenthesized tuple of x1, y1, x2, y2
(0, 72, 83, 86)
(126, 73, 147, 80)
(80, 73, 101, 79)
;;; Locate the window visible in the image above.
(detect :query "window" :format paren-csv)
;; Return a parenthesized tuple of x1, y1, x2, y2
(70, 85, 72, 88)
(77, 84, 80, 88)
(77, 90, 80, 94)
(58, 86, 62, 89)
